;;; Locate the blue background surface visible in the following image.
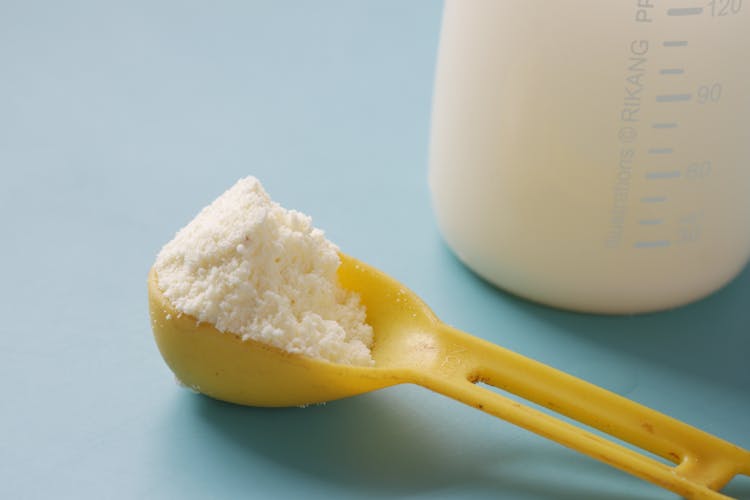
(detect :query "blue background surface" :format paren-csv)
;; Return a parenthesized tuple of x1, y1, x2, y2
(1, 1, 748, 498)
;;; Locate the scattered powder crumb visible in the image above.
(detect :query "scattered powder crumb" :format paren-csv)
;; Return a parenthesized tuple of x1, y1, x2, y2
(154, 176, 374, 366)
(174, 376, 201, 394)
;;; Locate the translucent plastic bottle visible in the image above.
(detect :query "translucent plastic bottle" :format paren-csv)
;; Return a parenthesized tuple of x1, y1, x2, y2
(429, 0, 750, 313)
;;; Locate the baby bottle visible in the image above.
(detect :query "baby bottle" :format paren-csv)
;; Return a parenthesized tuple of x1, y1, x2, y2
(429, 0, 750, 313)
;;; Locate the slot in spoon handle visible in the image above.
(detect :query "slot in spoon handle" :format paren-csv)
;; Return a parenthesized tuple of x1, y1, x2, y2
(411, 324, 750, 499)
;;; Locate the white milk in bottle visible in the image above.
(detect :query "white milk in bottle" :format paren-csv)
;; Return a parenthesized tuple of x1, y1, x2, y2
(429, 0, 750, 313)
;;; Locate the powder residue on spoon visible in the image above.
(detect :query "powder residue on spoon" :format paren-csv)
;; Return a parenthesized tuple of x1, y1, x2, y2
(154, 177, 374, 366)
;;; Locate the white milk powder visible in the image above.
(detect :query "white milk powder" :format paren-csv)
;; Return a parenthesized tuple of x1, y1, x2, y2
(154, 177, 374, 366)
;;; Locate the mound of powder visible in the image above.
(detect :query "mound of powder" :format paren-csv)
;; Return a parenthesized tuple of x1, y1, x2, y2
(154, 177, 374, 366)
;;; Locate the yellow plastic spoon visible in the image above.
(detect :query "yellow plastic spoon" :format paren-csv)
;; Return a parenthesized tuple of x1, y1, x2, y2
(148, 254, 750, 500)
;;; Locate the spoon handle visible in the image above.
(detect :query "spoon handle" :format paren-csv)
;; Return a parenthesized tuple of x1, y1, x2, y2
(413, 324, 750, 499)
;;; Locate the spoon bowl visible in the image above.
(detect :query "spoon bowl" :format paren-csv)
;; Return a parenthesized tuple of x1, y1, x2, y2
(148, 254, 750, 499)
(148, 254, 442, 406)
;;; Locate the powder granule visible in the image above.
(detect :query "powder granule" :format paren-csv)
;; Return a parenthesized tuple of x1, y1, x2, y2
(154, 177, 374, 366)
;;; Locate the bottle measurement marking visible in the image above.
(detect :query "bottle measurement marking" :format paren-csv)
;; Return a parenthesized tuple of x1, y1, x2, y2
(656, 93, 692, 102)
(639, 219, 665, 225)
(610, 19, 711, 251)
(646, 171, 682, 179)
(634, 240, 672, 248)
(641, 196, 668, 203)
(667, 7, 704, 16)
